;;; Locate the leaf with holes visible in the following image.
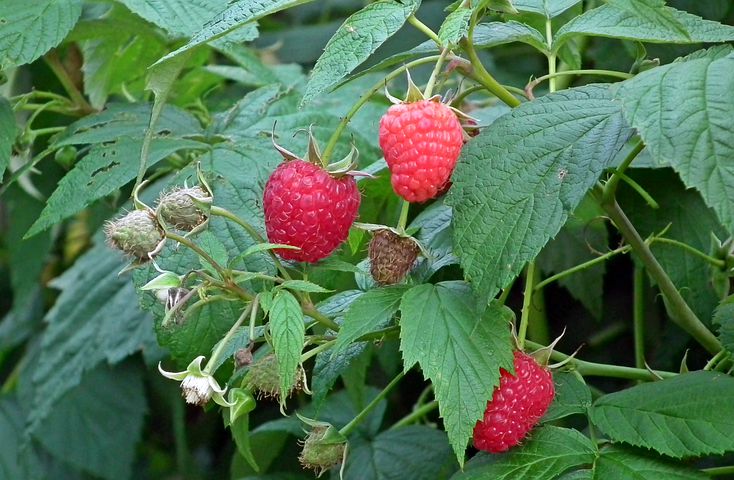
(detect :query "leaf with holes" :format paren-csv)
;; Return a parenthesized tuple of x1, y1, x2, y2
(590, 371, 734, 458)
(447, 85, 629, 302)
(400, 282, 514, 464)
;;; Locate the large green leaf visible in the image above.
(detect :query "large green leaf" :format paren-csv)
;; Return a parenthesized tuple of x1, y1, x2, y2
(33, 363, 146, 480)
(590, 371, 734, 458)
(438, 6, 472, 46)
(619, 169, 727, 325)
(301, 0, 420, 104)
(26, 136, 205, 237)
(269, 290, 305, 399)
(154, 0, 315, 65)
(542, 372, 592, 423)
(332, 286, 408, 357)
(556, 0, 734, 49)
(512, 0, 582, 18)
(616, 53, 734, 233)
(714, 294, 734, 354)
(0, 96, 14, 177)
(593, 446, 708, 480)
(400, 282, 514, 464)
(454, 426, 597, 479)
(0, 396, 25, 479)
(0, 0, 82, 69)
(537, 195, 608, 319)
(342, 426, 459, 480)
(117, 0, 230, 36)
(447, 85, 629, 302)
(27, 240, 156, 431)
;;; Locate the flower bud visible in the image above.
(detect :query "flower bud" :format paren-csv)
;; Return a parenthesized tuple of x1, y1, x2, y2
(156, 186, 210, 231)
(104, 210, 163, 261)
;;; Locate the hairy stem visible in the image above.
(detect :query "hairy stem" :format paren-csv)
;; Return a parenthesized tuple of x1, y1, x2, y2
(407, 15, 441, 45)
(390, 400, 439, 430)
(633, 263, 646, 371)
(534, 245, 631, 291)
(340, 371, 405, 437)
(517, 262, 537, 349)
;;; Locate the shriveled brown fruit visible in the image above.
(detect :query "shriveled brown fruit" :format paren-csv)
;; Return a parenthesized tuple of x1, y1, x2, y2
(368, 229, 420, 285)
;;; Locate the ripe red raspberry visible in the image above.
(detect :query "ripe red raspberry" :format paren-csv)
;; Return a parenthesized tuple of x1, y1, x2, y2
(263, 160, 360, 263)
(473, 351, 555, 453)
(379, 100, 464, 203)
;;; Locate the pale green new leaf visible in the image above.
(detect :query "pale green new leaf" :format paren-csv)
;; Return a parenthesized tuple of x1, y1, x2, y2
(332, 286, 408, 357)
(438, 6, 472, 46)
(269, 290, 305, 400)
(593, 446, 708, 480)
(713, 294, 734, 355)
(0, 0, 82, 69)
(454, 426, 596, 479)
(0, 97, 14, 177)
(590, 371, 734, 458)
(556, 0, 734, 49)
(400, 282, 514, 464)
(153, 0, 315, 65)
(26, 136, 204, 237)
(301, 0, 420, 104)
(615, 54, 734, 233)
(447, 85, 629, 302)
(512, 0, 581, 18)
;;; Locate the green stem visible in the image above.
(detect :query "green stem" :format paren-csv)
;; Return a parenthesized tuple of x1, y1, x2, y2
(527, 264, 549, 345)
(633, 263, 646, 371)
(249, 295, 260, 341)
(526, 69, 633, 97)
(165, 231, 228, 279)
(545, 19, 557, 92)
(171, 390, 194, 479)
(300, 339, 336, 363)
(302, 303, 340, 332)
(517, 262, 537, 349)
(613, 170, 659, 209)
(461, 37, 521, 107)
(703, 349, 729, 371)
(602, 139, 644, 204)
(31, 126, 66, 137)
(210, 206, 293, 281)
(534, 246, 631, 291)
(397, 200, 410, 233)
(340, 371, 405, 437)
(204, 302, 253, 374)
(321, 55, 444, 164)
(390, 400, 439, 430)
(525, 340, 677, 380)
(703, 466, 734, 477)
(407, 15, 441, 45)
(598, 194, 722, 354)
(649, 237, 726, 269)
(424, 48, 450, 98)
(43, 51, 93, 114)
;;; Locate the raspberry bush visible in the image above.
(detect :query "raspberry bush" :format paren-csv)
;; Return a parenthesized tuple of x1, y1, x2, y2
(1, 1, 734, 479)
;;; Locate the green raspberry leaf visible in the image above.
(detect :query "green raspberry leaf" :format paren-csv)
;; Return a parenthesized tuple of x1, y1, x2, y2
(594, 446, 708, 480)
(512, 0, 581, 18)
(269, 290, 305, 402)
(332, 286, 409, 357)
(454, 426, 596, 479)
(542, 372, 592, 423)
(0, 0, 82, 69)
(556, 0, 734, 49)
(301, 0, 421, 105)
(400, 282, 514, 465)
(0, 97, 14, 178)
(615, 53, 734, 233)
(438, 6, 472, 47)
(448, 85, 629, 303)
(590, 371, 734, 458)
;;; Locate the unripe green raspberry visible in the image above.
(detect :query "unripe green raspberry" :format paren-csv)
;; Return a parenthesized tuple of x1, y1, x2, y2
(299, 425, 346, 476)
(156, 186, 210, 231)
(243, 353, 304, 401)
(104, 210, 163, 260)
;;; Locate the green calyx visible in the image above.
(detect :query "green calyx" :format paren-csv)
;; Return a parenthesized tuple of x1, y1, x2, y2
(272, 125, 366, 177)
(104, 209, 164, 261)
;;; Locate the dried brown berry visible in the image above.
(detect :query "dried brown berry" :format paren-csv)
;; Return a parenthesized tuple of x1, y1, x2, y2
(104, 210, 163, 261)
(368, 229, 420, 285)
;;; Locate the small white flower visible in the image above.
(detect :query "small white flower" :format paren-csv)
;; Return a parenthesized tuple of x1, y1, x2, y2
(158, 356, 234, 407)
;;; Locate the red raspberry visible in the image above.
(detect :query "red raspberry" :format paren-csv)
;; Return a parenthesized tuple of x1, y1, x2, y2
(263, 160, 360, 263)
(473, 351, 555, 453)
(379, 100, 464, 203)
